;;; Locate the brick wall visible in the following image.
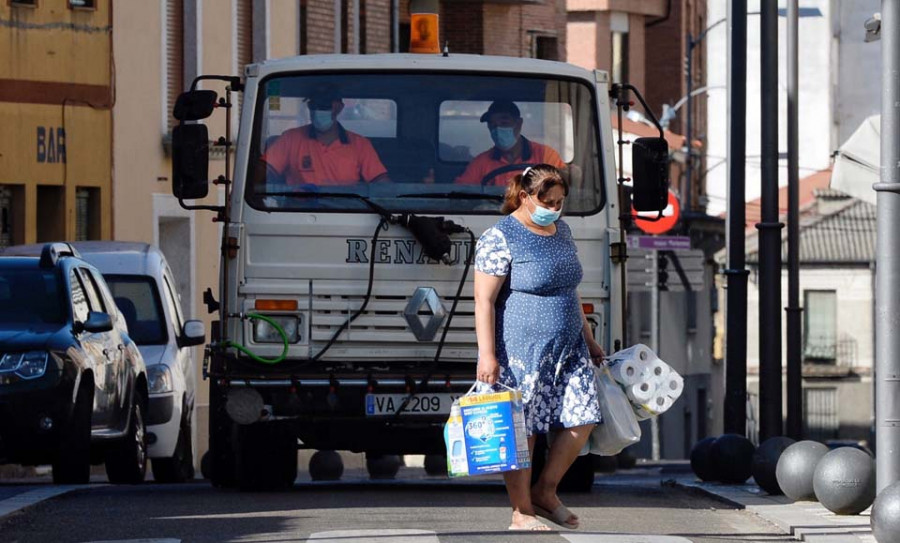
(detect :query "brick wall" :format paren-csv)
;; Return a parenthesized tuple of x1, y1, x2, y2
(481, 1, 567, 59)
(442, 3, 484, 54)
(307, 0, 338, 54)
(364, 0, 392, 53)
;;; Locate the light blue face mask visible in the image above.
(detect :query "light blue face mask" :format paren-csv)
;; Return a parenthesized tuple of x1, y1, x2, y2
(312, 109, 335, 132)
(490, 126, 518, 151)
(528, 195, 562, 226)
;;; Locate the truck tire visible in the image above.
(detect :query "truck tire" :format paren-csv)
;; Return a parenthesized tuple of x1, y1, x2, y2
(235, 422, 297, 491)
(52, 382, 92, 485)
(105, 393, 148, 484)
(209, 381, 237, 488)
(152, 414, 195, 483)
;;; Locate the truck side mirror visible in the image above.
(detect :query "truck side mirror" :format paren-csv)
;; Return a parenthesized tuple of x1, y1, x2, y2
(631, 136, 669, 212)
(172, 123, 210, 200)
(173, 90, 217, 121)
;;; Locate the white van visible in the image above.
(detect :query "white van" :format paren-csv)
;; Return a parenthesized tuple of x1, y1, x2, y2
(74, 242, 205, 483)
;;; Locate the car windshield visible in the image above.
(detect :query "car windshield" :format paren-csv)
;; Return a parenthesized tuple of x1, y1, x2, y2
(104, 275, 167, 345)
(245, 72, 604, 215)
(0, 267, 66, 325)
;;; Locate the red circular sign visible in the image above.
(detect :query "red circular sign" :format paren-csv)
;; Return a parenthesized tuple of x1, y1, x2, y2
(632, 190, 680, 235)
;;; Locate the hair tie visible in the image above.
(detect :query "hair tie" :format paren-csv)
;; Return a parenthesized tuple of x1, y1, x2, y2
(522, 166, 533, 180)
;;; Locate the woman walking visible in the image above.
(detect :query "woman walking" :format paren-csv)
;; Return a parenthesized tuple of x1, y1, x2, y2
(473, 164, 605, 531)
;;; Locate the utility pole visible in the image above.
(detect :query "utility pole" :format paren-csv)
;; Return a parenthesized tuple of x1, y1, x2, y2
(758, 0, 784, 442)
(876, 0, 900, 492)
(724, 0, 749, 436)
(785, 0, 803, 440)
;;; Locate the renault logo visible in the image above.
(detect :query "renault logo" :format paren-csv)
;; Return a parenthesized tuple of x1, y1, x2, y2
(403, 287, 447, 341)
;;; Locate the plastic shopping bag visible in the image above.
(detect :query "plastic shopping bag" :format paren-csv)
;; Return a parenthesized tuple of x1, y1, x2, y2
(589, 365, 642, 456)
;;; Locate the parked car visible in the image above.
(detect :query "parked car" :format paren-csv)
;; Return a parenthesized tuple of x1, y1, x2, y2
(73, 241, 205, 483)
(0, 243, 149, 484)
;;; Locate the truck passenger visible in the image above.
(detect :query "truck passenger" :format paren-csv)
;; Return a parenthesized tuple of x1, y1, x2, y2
(455, 100, 565, 187)
(257, 84, 391, 188)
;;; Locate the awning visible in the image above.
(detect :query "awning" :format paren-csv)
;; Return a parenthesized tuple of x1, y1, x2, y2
(831, 114, 880, 205)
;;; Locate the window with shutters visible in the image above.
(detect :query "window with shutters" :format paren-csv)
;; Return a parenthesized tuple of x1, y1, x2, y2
(166, 0, 185, 134)
(75, 188, 100, 241)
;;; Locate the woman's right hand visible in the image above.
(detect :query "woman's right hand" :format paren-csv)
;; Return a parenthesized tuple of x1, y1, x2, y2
(476, 355, 500, 385)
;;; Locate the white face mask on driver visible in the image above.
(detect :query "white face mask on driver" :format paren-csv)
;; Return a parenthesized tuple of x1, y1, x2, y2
(312, 109, 334, 132)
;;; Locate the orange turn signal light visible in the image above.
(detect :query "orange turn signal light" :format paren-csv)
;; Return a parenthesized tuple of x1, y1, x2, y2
(410, 13, 440, 54)
(255, 299, 298, 311)
(582, 303, 595, 314)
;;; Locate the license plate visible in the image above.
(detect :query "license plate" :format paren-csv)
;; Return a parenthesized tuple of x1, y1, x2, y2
(365, 393, 461, 416)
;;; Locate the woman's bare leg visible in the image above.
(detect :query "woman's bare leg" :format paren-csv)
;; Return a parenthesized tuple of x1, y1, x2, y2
(504, 435, 549, 530)
(531, 425, 595, 526)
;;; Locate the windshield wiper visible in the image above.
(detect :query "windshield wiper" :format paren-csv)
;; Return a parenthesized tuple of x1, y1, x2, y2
(259, 190, 394, 219)
(397, 191, 503, 201)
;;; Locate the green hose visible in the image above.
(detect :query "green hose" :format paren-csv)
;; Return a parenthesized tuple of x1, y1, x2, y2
(224, 313, 289, 365)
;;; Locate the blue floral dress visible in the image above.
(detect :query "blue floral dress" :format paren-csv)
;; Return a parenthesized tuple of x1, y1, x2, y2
(474, 215, 601, 436)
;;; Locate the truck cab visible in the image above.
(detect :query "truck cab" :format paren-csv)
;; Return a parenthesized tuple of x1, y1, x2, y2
(172, 53, 666, 490)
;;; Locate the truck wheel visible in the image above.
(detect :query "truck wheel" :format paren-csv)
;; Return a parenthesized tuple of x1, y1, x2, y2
(209, 382, 237, 488)
(152, 416, 195, 483)
(424, 454, 448, 476)
(105, 394, 148, 484)
(52, 383, 92, 485)
(235, 422, 297, 491)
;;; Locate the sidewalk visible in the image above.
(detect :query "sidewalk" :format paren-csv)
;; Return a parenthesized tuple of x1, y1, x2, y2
(657, 464, 876, 542)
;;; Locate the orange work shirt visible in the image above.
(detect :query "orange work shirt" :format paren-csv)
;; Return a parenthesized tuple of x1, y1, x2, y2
(455, 137, 565, 186)
(263, 124, 387, 185)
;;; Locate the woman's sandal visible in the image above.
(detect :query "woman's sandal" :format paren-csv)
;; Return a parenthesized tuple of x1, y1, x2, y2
(533, 503, 579, 529)
(508, 517, 551, 531)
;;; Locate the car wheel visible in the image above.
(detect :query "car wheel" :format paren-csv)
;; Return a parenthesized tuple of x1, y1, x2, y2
(105, 393, 147, 484)
(152, 415, 195, 483)
(52, 382, 92, 485)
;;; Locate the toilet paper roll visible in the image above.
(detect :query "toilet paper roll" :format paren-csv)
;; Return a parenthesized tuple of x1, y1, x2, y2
(648, 359, 671, 383)
(607, 358, 646, 386)
(626, 380, 657, 405)
(608, 344, 656, 365)
(663, 372, 684, 400)
(650, 393, 674, 415)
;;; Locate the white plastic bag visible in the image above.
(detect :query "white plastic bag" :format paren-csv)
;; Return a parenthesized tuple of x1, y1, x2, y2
(589, 365, 642, 456)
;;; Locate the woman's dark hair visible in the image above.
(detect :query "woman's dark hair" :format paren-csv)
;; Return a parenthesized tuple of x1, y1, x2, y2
(501, 164, 569, 215)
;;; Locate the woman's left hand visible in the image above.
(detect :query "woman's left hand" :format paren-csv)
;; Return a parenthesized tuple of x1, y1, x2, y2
(587, 339, 606, 366)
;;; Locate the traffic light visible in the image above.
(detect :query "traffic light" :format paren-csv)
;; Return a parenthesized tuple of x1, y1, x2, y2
(658, 253, 669, 291)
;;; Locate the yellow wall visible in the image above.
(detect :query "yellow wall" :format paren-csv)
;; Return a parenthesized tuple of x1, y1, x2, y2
(0, 0, 112, 244)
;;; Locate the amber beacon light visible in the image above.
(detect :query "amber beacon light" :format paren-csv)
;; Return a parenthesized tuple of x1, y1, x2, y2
(409, 0, 440, 54)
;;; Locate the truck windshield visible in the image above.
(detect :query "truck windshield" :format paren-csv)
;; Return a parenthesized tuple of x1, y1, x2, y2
(0, 268, 66, 325)
(245, 72, 604, 215)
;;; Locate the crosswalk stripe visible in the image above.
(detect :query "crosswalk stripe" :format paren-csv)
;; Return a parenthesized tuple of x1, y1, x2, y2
(82, 540, 180, 543)
(0, 485, 85, 519)
(562, 535, 693, 543)
(307, 530, 438, 543)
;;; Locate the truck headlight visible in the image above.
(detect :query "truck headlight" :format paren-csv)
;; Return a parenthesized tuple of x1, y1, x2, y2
(0, 351, 49, 380)
(147, 364, 173, 394)
(253, 315, 301, 344)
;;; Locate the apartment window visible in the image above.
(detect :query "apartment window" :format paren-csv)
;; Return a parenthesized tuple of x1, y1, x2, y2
(166, 0, 185, 133)
(534, 36, 558, 61)
(69, 0, 96, 9)
(236, 0, 253, 72)
(10, 0, 37, 7)
(803, 387, 839, 441)
(804, 290, 837, 362)
(75, 188, 101, 242)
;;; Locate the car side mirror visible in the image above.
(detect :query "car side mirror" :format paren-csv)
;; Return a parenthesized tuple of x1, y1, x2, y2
(181, 319, 206, 347)
(631, 136, 669, 212)
(173, 90, 218, 121)
(83, 311, 113, 333)
(172, 123, 210, 200)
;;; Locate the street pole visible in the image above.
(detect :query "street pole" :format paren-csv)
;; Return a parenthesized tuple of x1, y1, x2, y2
(758, 0, 783, 442)
(650, 251, 661, 460)
(785, 0, 803, 440)
(724, 0, 748, 436)
(875, 0, 900, 492)
(685, 38, 694, 213)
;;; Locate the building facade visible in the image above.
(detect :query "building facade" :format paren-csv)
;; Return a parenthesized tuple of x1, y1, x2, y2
(0, 0, 113, 248)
